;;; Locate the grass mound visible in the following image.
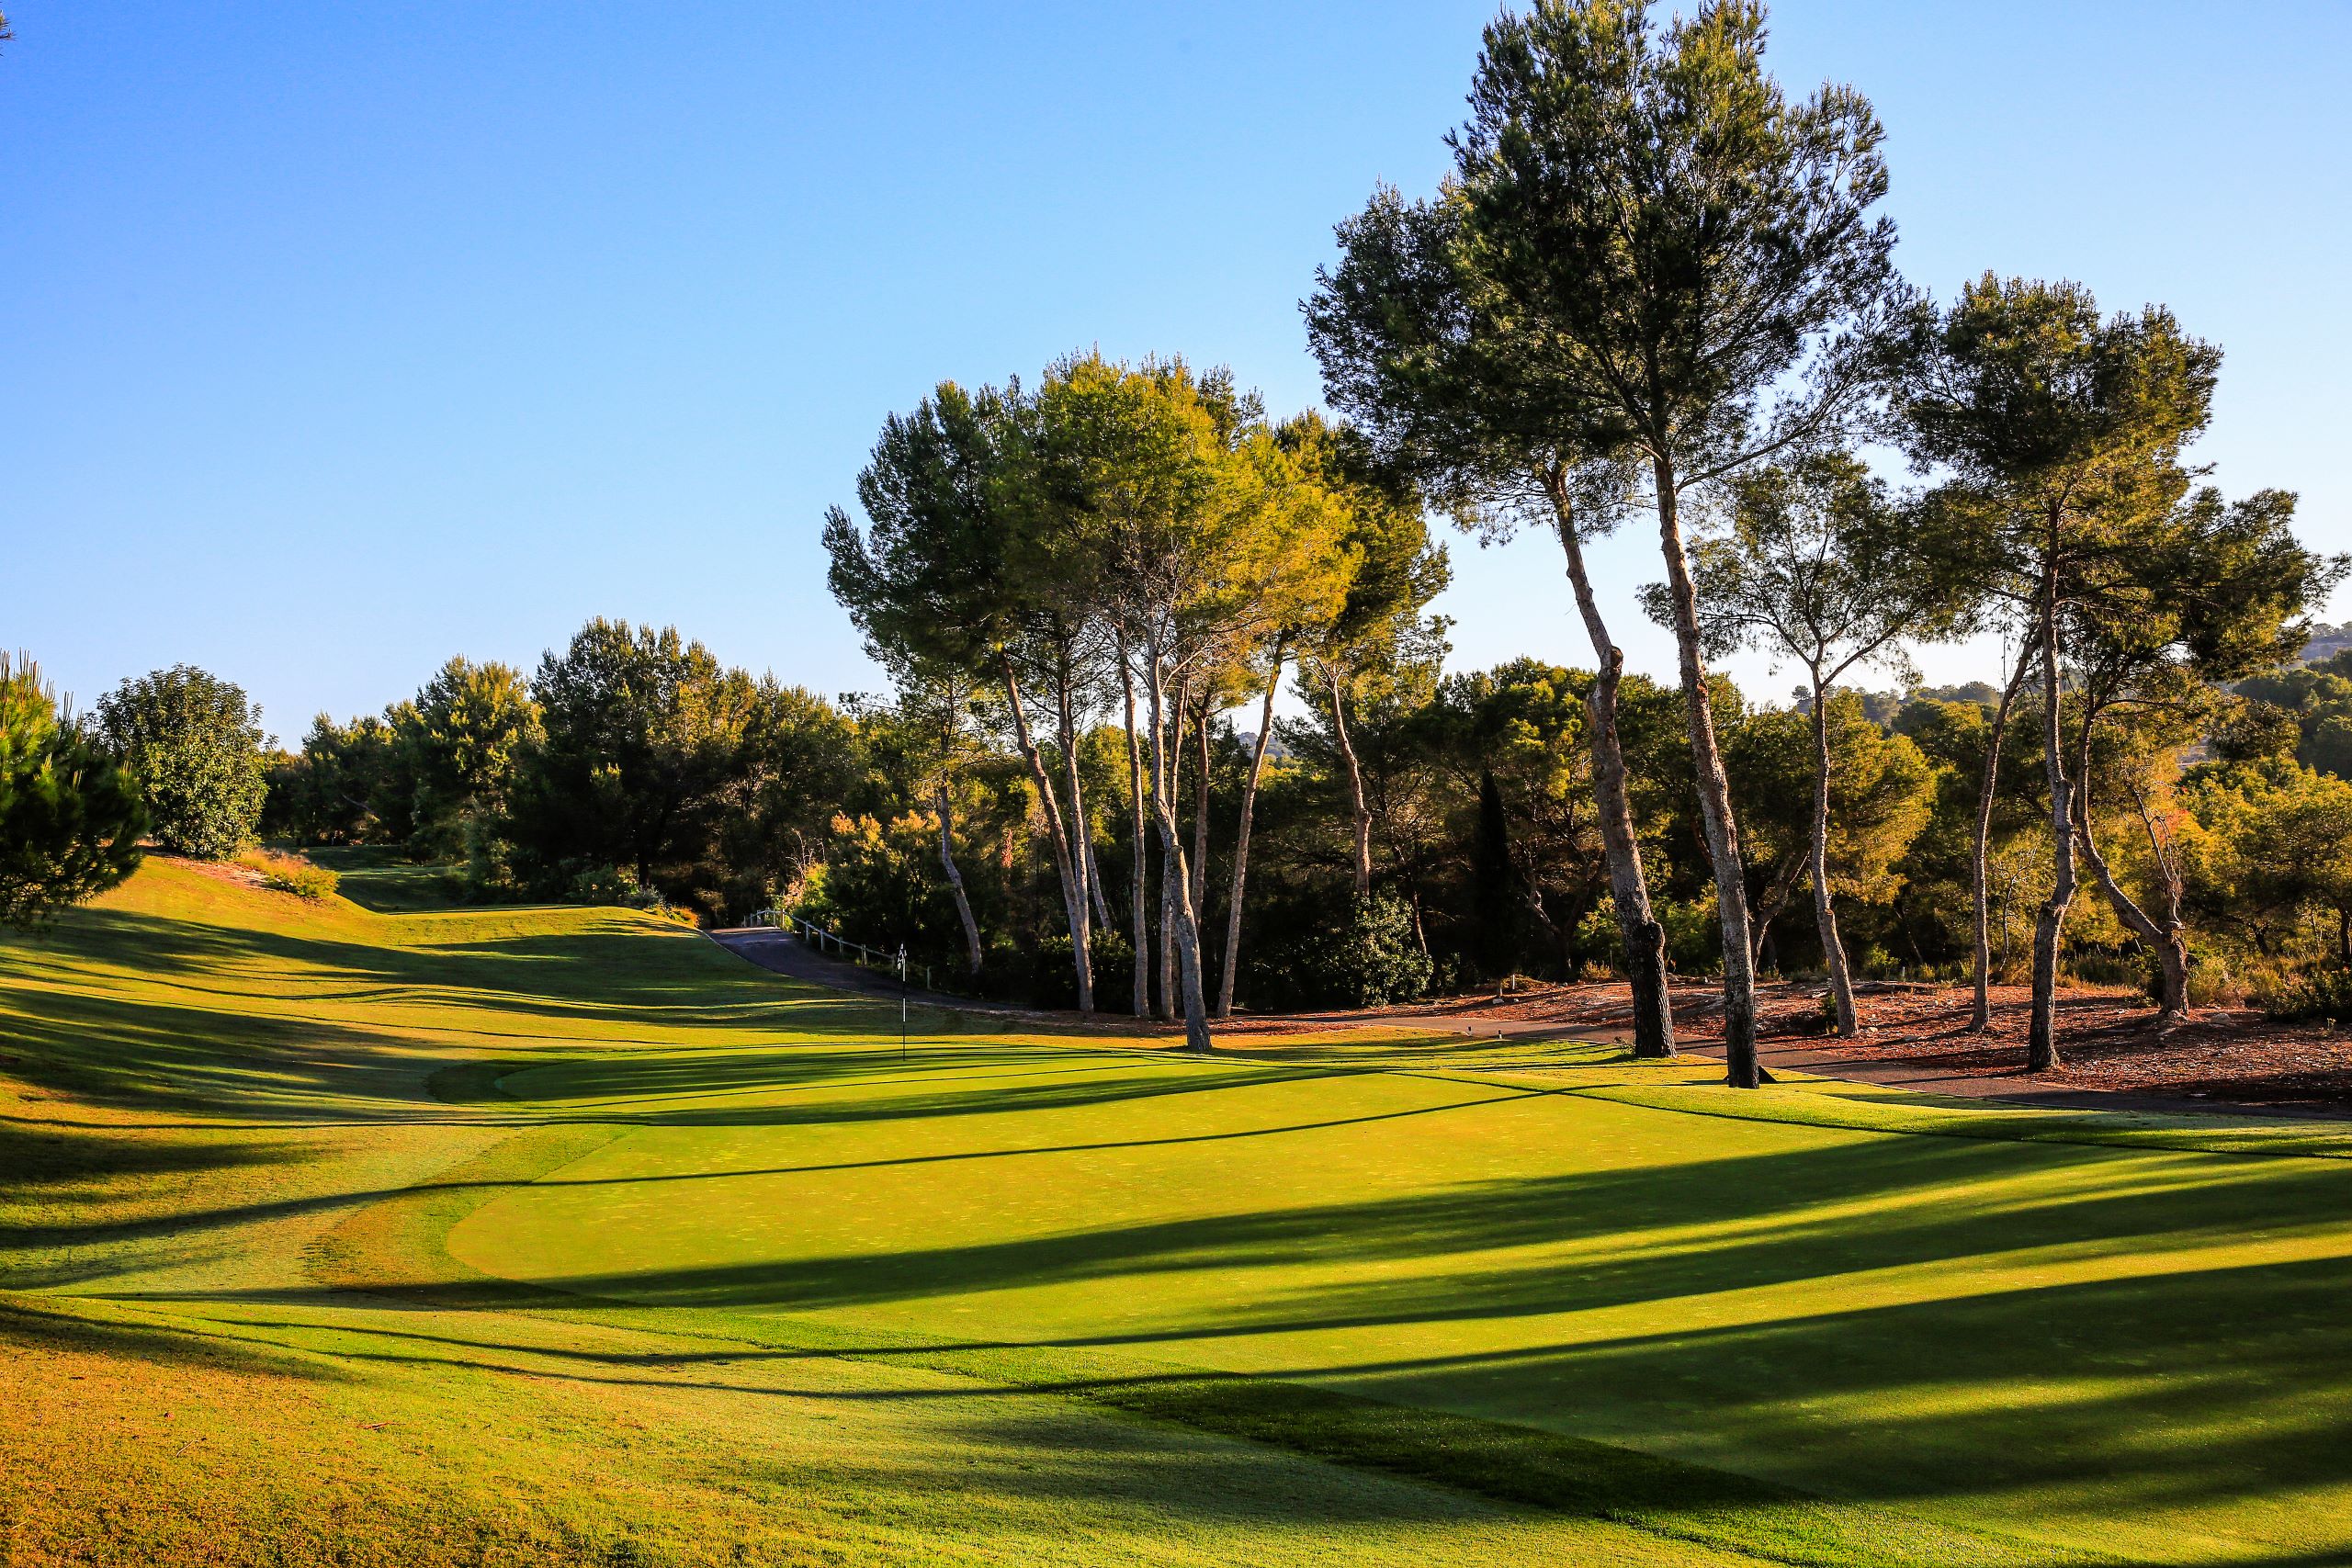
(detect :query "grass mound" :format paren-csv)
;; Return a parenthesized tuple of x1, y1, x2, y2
(7, 857, 2352, 1564)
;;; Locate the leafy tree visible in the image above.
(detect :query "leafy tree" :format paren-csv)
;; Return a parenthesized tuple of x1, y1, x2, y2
(0, 655, 146, 926)
(502, 619, 760, 914)
(1242, 414, 1441, 1011)
(398, 658, 540, 854)
(1440, 0, 1909, 1084)
(269, 713, 404, 843)
(1469, 769, 1515, 978)
(713, 678, 871, 922)
(1281, 419, 1447, 904)
(1886, 689, 2041, 978)
(2057, 489, 2341, 1018)
(96, 665, 269, 858)
(1394, 659, 1682, 982)
(1725, 694, 1935, 980)
(2186, 756, 2352, 966)
(1674, 454, 1966, 1033)
(1901, 276, 2221, 1068)
(1902, 276, 2342, 1057)
(825, 379, 1104, 1010)
(1307, 170, 1679, 1060)
(1258, 889, 1433, 1010)
(1035, 355, 1352, 1048)
(854, 672, 984, 976)
(2237, 649, 2352, 780)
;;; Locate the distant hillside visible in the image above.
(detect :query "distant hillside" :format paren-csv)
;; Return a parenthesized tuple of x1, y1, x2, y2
(2302, 622, 2352, 665)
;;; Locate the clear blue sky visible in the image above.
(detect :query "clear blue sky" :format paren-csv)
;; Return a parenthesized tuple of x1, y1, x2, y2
(8, 2, 2347, 735)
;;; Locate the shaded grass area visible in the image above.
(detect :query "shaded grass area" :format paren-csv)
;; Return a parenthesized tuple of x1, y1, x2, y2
(8, 859, 2352, 1564)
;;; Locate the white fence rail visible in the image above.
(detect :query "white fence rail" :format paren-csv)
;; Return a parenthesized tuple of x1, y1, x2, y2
(748, 908, 938, 992)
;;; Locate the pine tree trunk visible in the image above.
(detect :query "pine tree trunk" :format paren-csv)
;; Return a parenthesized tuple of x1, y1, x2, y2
(1217, 645, 1283, 1017)
(1652, 457, 1759, 1086)
(2076, 750, 2193, 1023)
(1544, 472, 1675, 1058)
(1146, 647, 1214, 1052)
(1117, 634, 1151, 1017)
(934, 782, 982, 976)
(1328, 665, 1374, 897)
(1159, 698, 1187, 1018)
(1808, 677, 1859, 1037)
(1970, 652, 2029, 1031)
(1084, 835, 1113, 930)
(1191, 696, 1212, 932)
(2028, 558, 2075, 1073)
(1747, 853, 1805, 967)
(1000, 653, 1093, 1012)
(1054, 654, 1097, 1007)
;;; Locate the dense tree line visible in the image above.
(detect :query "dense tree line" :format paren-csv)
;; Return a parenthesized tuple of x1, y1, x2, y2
(805, 0, 2340, 1074)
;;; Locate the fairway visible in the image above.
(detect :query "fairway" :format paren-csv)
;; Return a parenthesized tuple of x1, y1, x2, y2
(9, 858, 2352, 1565)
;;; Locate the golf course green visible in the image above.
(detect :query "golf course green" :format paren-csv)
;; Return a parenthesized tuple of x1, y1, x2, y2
(7, 854, 2352, 1566)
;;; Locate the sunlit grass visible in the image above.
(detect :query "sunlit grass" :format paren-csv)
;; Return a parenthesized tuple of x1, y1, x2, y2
(7, 856, 2351, 1563)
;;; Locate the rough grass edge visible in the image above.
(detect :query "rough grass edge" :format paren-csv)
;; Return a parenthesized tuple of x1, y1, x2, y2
(232, 846, 338, 900)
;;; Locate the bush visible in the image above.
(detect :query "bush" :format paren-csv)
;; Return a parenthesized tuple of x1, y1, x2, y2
(2262, 966, 2352, 1029)
(565, 863, 697, 924)
(1252, 891, 1433, 1010)
(234, 848, 338, 901)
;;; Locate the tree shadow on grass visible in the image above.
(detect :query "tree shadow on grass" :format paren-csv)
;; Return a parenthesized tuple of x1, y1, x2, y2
(335, 1129, 2352, 1556)
(2, 1083, 1544, 1279)
(0, 1292, 359, 1383)
(0, 1113, 310, 1193)
(61, 1116, 2352, 1561)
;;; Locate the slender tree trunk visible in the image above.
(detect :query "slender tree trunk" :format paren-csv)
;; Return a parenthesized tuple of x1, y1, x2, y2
(2080, 758, 2193, 1022)
(1159, 697, 1187, 1017)
(1084, 834, 1113, 930)
(1191, 695, 1212, 928)
(1146, 647, 1214, 1051)
(933, 782, 982, 976)
(1117, 634, 1151, 1017)
(1970, 649, 2030, 1031)
(1544, 469, 1675, 1057)
(2077, 818, 2190, 1021)
(2338, 907, 2351, 969)
(1218, 644, 1283, 1016)
(2028, 557, 2075, 1073)
(1086, 840, 1112, 930)
(1652, 457, 1759, 1085)
(1001, 653, 1093, 1012)
(1808, 675, 1859, 1037)
(1054, 653, 1097, 1007)
(1747, 852, 1805, 967)
(1327, 664, 1374, 897)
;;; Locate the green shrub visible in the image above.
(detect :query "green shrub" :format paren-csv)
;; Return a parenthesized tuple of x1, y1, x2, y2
(1253, 892, 1433, 1010)
(566, 863, 696, 924)
(2261, 966, 2352, 1029)
(235, 848, 338, 901)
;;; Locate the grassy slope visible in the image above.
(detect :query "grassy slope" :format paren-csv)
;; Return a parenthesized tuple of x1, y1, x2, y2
(6, 856, 2350, 1565)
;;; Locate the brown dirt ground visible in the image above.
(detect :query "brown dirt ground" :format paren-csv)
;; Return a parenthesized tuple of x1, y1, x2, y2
(1223, 977, 2352, 1111)
(717, 931, 2352, 1115)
